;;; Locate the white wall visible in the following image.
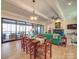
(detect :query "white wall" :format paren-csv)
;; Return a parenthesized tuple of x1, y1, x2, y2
(62, 19, 77, 45)
(46, 19, 77, 33)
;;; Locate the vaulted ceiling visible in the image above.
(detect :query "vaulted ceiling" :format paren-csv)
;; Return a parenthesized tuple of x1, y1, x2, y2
(1, 0, 77, 21)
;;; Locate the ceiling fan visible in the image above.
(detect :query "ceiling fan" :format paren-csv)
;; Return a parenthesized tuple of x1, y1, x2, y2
(51, 16, 61, 20)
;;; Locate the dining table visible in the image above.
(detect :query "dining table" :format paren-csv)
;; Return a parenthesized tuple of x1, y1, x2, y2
(22, 36, 52, 59)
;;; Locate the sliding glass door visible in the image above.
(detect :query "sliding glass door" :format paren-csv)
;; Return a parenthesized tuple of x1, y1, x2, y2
(2, 18, 44, 43)
(26, 25, 32, 34)
(40, 25, 44, 34)
(17, 21, 26, 39)
(2, 19, 16, 42)
(34, 24, 44, 34)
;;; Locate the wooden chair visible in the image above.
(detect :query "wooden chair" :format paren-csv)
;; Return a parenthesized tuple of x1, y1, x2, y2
(61, 35, 67, 47)
(44, 40, 52, 59)
(36, 43, 46, 59)
(29, 40, 40, 59)
(21, 37, 27, 51)
(35, 40, 52, 59)
(25, 38, 33, 54)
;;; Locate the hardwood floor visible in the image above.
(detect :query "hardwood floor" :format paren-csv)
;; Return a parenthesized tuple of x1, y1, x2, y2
(1, 41, 77, 59)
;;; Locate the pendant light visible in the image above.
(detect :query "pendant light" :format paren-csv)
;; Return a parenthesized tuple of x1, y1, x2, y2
(30, 0, 37, 20)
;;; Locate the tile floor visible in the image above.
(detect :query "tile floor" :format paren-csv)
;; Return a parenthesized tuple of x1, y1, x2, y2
(1, 40, 77, 59)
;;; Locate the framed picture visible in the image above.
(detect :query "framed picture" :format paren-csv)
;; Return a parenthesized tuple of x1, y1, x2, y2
(55, 22, 61, 28)
(67, 24, 77, 29)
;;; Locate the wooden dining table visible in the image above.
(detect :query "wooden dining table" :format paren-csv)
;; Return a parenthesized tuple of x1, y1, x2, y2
(24, 37, 52, 59)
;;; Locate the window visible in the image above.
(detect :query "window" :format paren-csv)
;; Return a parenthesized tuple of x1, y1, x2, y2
(17, 21, 26, 39)
(2, 19, 16, 42)
(2, 18, 44, 42)
(37, 26, 41, 34)
(40, 25, 44, 34)
(26, 25, 32, 34)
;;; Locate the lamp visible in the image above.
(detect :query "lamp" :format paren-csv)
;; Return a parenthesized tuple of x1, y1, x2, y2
(30, 0, 37, 20)
(56, 19, 61, 22)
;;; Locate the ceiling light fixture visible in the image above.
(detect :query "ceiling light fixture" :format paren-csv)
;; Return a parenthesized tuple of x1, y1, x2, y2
(30, 0, 37, 21)
(68, 2, 71, 6)
(56, 19, 61, 22)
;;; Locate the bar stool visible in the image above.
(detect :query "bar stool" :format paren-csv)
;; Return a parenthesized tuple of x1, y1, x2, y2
(21, 36, 29, 51)
(21, 37, 25, 51)
(44, 40, 52, 59)
(29, 40, 40, 59)
(35, 40, 52, 59)
(25, 38, 33, 54)
(36, 43, 46, 59)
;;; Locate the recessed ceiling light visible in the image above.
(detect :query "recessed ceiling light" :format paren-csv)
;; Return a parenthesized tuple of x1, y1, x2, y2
(68, 2, 71, 5)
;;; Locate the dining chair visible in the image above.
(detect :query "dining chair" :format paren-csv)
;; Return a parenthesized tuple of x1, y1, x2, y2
(29, 40, 40, 59)
(21, 37, 27, 51)
(25, 38, 33, 54)
(45, 40, 52, 58)
(61, 35, 67, 47)
(35, 40, 52, 59)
